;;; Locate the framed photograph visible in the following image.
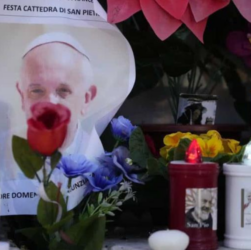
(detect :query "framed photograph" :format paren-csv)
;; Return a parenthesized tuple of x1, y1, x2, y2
(185, 188, 218, 230)
(177, 94, 218, 125)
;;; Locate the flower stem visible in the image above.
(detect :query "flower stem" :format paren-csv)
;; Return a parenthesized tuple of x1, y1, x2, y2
(42, 156, 47, 184)
(66, 178, 72, 208)
(82, 193, 92, 215)
(43, 166, 47, 183)
(113, 140, 120, 150)
(35, 172, 42, 183)
(47, 169, 54, 184)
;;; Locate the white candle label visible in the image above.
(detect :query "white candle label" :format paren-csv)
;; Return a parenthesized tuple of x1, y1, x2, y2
(185, 188, 218, 230)
(241, 189, 251, 228)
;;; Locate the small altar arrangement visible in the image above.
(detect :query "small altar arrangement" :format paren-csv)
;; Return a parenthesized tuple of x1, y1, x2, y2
(158, 130, 244, 250)
(9, 102, 155, 250)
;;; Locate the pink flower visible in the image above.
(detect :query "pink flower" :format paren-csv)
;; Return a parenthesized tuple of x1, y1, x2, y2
(107, 0, 251, 43)
(226, 24, 251, 68)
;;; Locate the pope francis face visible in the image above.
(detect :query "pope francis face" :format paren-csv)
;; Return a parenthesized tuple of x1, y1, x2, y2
(16, 42, 97, 149)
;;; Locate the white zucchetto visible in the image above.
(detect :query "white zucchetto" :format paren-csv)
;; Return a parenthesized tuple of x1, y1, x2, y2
(23, 32, 90, 60)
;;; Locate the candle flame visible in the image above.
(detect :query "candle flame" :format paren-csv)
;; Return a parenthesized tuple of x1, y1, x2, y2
(185, 139, 203, 163)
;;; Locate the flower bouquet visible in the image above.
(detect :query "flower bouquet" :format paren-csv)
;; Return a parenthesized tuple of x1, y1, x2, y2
(160, 130, 245, 165)
(11, 102, 158, 250)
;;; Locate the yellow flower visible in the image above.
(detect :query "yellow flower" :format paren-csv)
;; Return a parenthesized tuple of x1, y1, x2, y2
(163, 132, 190, 147)
(160, 145, 173, 159)
(222, 139, 241, 154)
(200, 130, 221, 140)
(196, 137, 223, 158)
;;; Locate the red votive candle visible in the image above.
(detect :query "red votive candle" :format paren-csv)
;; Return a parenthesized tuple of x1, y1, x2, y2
(169, 140, 219, 250)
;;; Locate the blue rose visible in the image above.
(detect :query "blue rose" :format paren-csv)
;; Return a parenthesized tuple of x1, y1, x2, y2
(112, 146, 144, 184)
(57, 154, 98, 178)
(84, 165, 123, 193)
(111, 116, 136, 141)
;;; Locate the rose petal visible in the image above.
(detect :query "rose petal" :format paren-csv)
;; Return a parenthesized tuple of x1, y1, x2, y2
(107, 0, 141, 23)
(181, 6, 208, 43)
(189, 0, 230, 22)
(233, 0, 251, 22)
(226, 31, 251, 57)
(31, 102, 70, 124)
(28, 118, 47, 130)
(140, 0, 182, 41)
(155, 0, 189, 20)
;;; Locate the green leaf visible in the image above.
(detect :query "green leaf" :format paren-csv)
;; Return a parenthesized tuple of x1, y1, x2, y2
(147, 158, 159, 176)
(12, 135, 44, 179)
(47, 211, 74, 234)
(173, 138, 191, 160)
(166, 147, 175, 162)
(229, 146, 246, 163)
(65, 215, 106, 250)
(204, 153, 232, 165)
(203, 146, 246, 165)
(80, 216, 106, 250)
(147, 157, 168, 180)
(98, 193, 103, 204)
(37, 182, 67, 228)
(51, 151, 62, 169)
(16, 227, 48, 249)
(129, 127, 151, 168)
(50, 216, 106, 250)
(158, 158, 169, 180)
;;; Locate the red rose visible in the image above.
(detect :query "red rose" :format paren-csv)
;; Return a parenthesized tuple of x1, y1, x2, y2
(27, 102, 71, 156)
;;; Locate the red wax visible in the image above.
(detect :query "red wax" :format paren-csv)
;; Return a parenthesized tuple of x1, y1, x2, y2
(169, 161, 219, 250)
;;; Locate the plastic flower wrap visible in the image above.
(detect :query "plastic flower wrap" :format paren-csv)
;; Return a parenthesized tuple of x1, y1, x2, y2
(160, 130, 244, 164)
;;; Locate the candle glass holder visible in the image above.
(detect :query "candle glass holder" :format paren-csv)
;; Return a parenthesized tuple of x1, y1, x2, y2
(223, 163, 251, 249)
(169, 160, 219, 250)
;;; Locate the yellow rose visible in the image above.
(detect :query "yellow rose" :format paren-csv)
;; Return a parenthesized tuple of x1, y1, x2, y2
(163, 132, 191, 147)
(196, 137, 223, 158)
(222, 139, 241, 154)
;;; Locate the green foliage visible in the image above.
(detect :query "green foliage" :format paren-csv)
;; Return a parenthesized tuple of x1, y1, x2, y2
(63, 215, 106, 250)
(12, 135, 44, 179)
(51, 151, 62, 170)
(173, 138, 191, 160)
(37, 182, 67, 228)
(129, 127, 152, 168)
(203, 146, 245, 165)
(46, 211, 74, 234)
(129, 127, 169, 179)
(16, 227, 48, 249)
(147, 157, 168, 180)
